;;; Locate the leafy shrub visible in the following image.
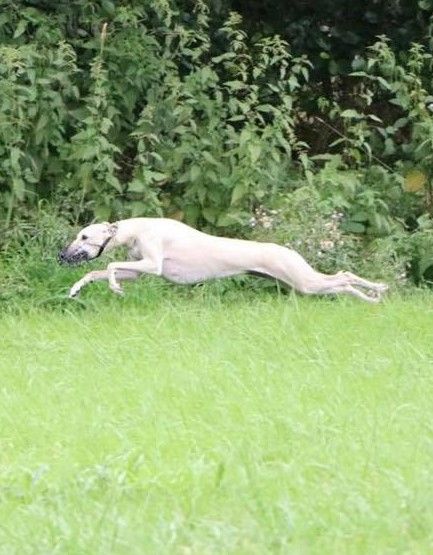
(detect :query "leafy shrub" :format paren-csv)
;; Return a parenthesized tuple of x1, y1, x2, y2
(129, 10, 311, 227)
(1, 1, 433, 290)
(0, 2, 311, 230)
(0, 41, 78, 225)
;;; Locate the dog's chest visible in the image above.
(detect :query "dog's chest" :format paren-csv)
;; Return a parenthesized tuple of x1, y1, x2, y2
(128, 241, 142, 260)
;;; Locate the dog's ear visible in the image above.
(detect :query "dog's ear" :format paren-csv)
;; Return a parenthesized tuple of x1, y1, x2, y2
(107, 222, 118, 237)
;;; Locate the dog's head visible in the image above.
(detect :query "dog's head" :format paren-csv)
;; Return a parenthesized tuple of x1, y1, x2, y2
(58, 222, 118, 265)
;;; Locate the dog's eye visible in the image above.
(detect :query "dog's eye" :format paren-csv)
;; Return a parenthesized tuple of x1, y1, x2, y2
(81, 234, 88, 240)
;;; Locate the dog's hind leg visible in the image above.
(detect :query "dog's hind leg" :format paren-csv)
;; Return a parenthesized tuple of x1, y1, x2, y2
(259, 245, 387, 302)
(335, 271, 388, 293)
(68, 269, 139, 298)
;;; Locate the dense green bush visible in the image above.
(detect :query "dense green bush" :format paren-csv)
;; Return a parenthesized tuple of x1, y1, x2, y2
(1, 0, 433, 288)
(0, 2, 312, 226)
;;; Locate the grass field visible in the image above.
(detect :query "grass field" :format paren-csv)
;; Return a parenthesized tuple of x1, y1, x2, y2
(1, 283, 433, 554)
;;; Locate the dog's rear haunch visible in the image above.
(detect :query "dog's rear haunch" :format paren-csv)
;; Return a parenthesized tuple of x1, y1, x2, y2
(59, 217, 388, 302)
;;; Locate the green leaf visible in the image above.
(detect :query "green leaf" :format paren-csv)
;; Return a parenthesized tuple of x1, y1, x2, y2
(217, 212, 239, 227)
(256, 104, 274, 113)
(351, 56, 365, 71)
(248, 144, 261, 163)
(343, 221, 366, 233)
(202, 207, 217, 224)
(128, 179, 146, 193)
(228, 114, 245, 122)
(239, 129, 252, 146)
(183, 205, 200, 225)
(13, 19, 28, 38)
(288, 75, 298, 91)
(190, 165, 201, 181)
(101, 118, 113, 135)
(393, 117, 408, 129)
(329, 59, 339, 75)
(10, 147, 21, 168)
(197, 184, 206, 205)
(149, 171, 168, 182)
(376, 76, 392, 90)
(351, 211, 369, 222)
(12, 177, 25, 200)
(367, 114, 382, 123)
(305, 170, 314, 186)
(211, 52, 236, 64)
(340, 109, 362, 119)
(34, 113, 49, 144)
(419, 0, 433, 10)
(202, 151, 218, 166)
(94, 204, 111, 221)
(101, 0, 116, 15)
(231, 182, 247, 205)
(383, 137, 396, 156)
(224, 80, 245, 91)
(71, 144, 98, 161)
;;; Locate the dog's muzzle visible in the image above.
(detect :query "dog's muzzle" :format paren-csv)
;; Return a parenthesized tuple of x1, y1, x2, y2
(58, 235, 112, 265)
(58, 247, 91, 266)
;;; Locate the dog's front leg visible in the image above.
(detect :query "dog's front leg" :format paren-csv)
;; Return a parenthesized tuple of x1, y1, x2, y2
(107, 258, 162, 295)
(69, 269, 139, 298)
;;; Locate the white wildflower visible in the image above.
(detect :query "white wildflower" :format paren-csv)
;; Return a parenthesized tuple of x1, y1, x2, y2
(320, 240, 334, 251)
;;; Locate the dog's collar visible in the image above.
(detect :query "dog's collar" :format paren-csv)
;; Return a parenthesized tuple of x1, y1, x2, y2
(95, 235, 113, 258)
(94, 222, 118, 258)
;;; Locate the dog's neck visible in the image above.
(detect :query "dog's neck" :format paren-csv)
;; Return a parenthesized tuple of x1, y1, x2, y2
(110, 220, 134, 249)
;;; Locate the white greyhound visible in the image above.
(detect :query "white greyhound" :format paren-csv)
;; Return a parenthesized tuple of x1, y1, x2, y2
(58, 217, 388, 302)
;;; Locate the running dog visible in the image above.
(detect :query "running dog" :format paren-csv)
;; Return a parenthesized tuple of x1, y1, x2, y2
(58, 217, 388, 302)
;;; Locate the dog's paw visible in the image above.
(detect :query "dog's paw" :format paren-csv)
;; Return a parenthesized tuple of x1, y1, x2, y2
(68, 284, 82, 298)
(109, 284, 124, 296)
(376, 283, 389, 293)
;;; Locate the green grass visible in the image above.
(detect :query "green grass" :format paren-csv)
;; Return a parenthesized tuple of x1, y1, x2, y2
(1, 285, 433, 554)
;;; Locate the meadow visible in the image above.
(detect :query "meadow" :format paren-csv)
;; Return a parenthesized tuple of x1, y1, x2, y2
(1, 278, 433, 554)
(1, 1, 433, 552)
